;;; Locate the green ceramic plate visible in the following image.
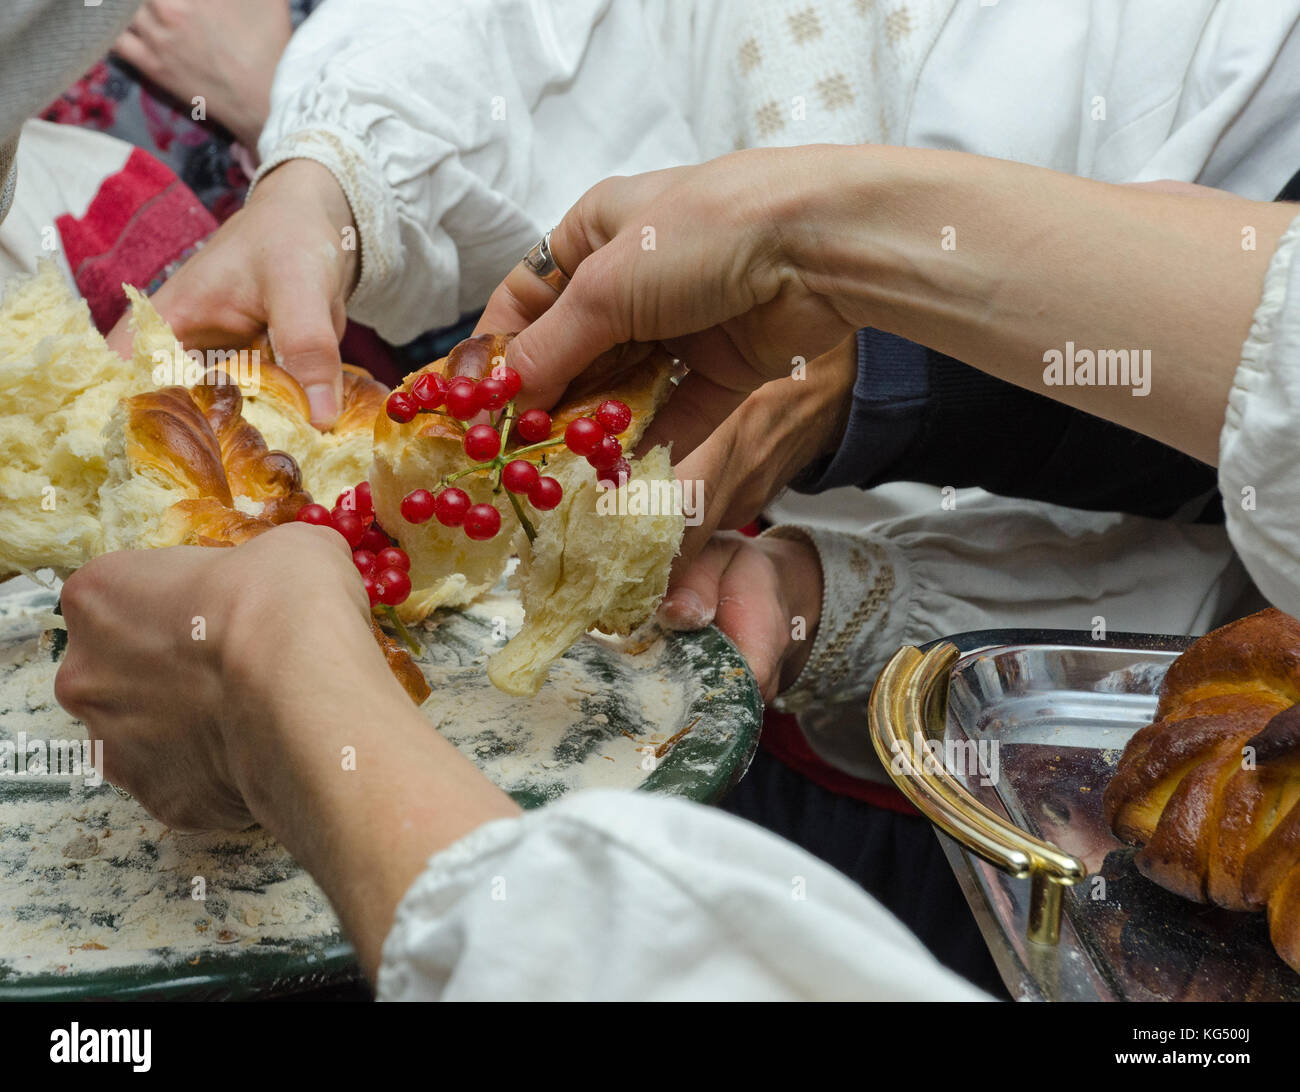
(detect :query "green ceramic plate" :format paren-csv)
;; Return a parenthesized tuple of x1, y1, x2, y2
(0, 579, 761, 1000)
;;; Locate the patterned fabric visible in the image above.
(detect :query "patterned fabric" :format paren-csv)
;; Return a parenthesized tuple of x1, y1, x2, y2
(41, 1, 320, 224)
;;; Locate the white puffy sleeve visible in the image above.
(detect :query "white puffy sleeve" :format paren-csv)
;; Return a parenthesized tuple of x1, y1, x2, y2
(1219, 213, 1300, 614)
(376, 790, 990, 1001)
(255, 0, 702, 343)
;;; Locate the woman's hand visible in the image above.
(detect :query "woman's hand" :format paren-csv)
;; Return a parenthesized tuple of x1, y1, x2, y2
(55, 522, 380, 830)
(657, 531, 823, 702)
(55, 524, 519, 979)
(107, 159, 359, 428)
(113, 0, 293, 152)
(658, 337, 856, 574)
(479, 149, 859, 440)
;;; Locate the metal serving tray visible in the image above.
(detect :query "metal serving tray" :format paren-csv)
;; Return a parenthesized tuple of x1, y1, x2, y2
(869, 629, 1300, 1002)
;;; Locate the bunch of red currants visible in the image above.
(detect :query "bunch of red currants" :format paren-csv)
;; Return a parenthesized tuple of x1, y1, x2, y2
(384, 364, 633, 543)
(294, 481, 412, 608)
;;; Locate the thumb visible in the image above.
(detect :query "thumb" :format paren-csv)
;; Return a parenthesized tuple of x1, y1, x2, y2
(507, 245, 631, 409)
(105, 309, 134, 360)
(265, 274, 346, 429)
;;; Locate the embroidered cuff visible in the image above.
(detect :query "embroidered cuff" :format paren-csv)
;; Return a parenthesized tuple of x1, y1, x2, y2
(763, 523, 908, 714)
(251, 127, 400, 321)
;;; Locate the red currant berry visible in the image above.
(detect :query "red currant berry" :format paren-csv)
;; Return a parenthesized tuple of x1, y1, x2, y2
(515, 408, 552, 443)
(358, 525, 391, 553)
(362, 574, 381, 607)
(491, 364, 523, 399)
(400, 488, 436, 524)
(334, 485, 374, 522)
(330, 509, 366, 546)
(434, 487, 471, 527)
(295, 502, 331, 526)
(564, 417, 604, 456)
(587, 434, 623, 472)
(476, 376, 510, 411)
(386, 391, 418, 423)
(598, 457, 631, 489)
(331, 509, 366, 548)
(444, 379, 480, 420)
(376, 567, 412, 606)
(463, 503, 502, 540)
(596, 399, 632, 435)
(354, 480, 374, 520)
(501, 459, 540, 494)
(376, 546, 410, 572)
(352, 549, 377, 576)
(464, 424, 502, 462)
(411, 372, 448, 410)
(528, 476, 563, 511)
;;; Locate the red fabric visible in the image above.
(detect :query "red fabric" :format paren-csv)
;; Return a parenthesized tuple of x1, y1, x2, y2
(340, 321, 404, 389)
(56, 147, 217, 333)
(736, 519, 917, 813)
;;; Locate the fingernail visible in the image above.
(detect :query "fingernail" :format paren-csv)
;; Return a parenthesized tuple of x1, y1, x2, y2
(306, 382, 339, 426)
(657, 589, 714, 631)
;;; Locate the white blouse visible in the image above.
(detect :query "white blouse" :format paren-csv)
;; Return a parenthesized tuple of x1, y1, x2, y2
(260, 0, 1300, 343)
(1220, 213, 1300, 615)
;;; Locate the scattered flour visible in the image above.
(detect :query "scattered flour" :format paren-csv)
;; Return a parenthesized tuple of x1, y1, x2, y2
(0, 574, 704, 981)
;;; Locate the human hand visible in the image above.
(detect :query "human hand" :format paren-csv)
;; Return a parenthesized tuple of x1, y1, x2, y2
(654, 336, 857, 574)
(657, 531, 823, 702)
(54, 522, 382, 831)
(477, 148, 858, 442)
(55, 523, 520, 979)
(106, 159, 358, 427)
(113, 0, 293, 152)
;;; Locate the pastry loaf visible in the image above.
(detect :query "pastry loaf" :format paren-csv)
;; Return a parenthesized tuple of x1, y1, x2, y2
(1103, 608, 1300, 974)
(0, 264, 428, 704)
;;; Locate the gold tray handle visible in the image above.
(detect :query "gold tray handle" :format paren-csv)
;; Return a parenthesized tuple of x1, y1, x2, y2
(868, 642, 1086, 945)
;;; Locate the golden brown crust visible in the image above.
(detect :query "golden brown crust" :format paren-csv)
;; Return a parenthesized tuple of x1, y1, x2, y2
(123, 386, 234, 507)
(369, 614, 432, 704)
(1104, 608, 1300, 972)
(120, 354, 425, 705)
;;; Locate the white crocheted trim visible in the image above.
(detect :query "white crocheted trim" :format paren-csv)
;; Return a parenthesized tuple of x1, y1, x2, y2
(251, 126, 400, 317)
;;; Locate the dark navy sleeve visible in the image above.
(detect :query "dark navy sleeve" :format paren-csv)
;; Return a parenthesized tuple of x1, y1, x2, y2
(791, 329, 1222, 523)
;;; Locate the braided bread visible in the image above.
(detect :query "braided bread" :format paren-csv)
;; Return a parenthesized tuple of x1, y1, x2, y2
(373, 334, 684, 695)
(0, 264, 428, 704)
(1103, 608, 1300, 974)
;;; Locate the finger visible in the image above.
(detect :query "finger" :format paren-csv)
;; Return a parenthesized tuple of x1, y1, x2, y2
(111, 29, 153, 72)
(667, 428, 735, 579)
(473, 261, 563, 339)
(657, 534, 742, 631)
(105, 309, 135, 360)
(263, 274, 345, 428)
(712, 556, 786, 703)
(636, 368, 747, 461)
(506, 243, 634, 409)
(504, 175, 652, 404)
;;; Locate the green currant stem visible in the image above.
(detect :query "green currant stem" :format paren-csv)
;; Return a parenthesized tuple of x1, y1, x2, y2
(379, 604, 422, 655)
(439, 459, 499, 486)
(506, 488, 538, 544)
(506, 437, 566, 459)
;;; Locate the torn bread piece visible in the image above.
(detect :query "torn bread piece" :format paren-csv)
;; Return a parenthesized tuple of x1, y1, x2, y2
(0, 266, 428, 703)
(374, 333, 684, 694)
